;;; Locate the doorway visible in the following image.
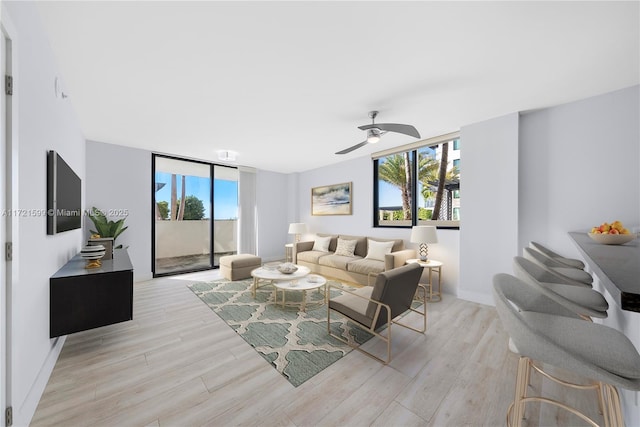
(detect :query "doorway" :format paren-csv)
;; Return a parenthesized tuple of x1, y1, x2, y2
(1, 13, 15, 423)
(152, 155, 238, 276)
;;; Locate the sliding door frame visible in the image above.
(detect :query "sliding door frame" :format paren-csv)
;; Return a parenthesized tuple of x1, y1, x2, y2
(151, 153, 237, 278)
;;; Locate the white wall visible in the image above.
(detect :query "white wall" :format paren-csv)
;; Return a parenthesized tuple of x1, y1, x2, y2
(519, 85, 640, 424)
(459, 113, 520, 305)
(85, 141, 291, 271)
(4, 2, 86, 425)
(457, 85, 640, 307)
(85, 140, 152, 281)
(296, 155, 461, 296)
(256, 169, 289, 262)
(519, 85, 640, 257)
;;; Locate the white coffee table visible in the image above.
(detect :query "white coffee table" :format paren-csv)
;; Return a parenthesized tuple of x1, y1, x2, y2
(250, 265, 311, 297)
(272, 275, 327, 312)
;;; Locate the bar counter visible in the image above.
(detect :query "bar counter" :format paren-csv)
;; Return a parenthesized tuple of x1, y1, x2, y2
(569, 232, 640, 312)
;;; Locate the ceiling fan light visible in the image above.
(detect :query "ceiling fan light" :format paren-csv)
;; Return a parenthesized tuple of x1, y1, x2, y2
(367, 129, 381, 143)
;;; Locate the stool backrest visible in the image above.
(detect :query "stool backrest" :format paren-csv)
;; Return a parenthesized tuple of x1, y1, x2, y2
(493, 273, 640, 389)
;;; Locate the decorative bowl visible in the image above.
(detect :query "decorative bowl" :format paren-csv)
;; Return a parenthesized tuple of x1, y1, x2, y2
(80, 244, 106, 259)
(263, 261, 280, 271)
(588, 233, 636, 245)
(277, 262, 298, 274)
(80, 245, 106, 269)
(307, 275, 321, 283)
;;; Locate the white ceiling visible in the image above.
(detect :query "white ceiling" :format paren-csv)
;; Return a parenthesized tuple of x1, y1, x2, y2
(35, 1, 639, 174)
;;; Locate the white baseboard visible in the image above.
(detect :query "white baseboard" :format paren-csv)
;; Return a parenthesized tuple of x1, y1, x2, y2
(456, 289, 495, 307)
(134, 271, 153, 283)
(15, 335, 66, 427)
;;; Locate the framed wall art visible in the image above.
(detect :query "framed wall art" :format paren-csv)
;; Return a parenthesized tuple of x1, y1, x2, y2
(311, 182, 352, 216)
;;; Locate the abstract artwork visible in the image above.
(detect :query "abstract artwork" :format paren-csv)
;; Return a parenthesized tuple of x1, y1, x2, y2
(311, 182, 352, 216)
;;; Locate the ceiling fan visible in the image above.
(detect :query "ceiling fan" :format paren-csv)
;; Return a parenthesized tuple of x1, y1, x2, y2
(335, 111, 421, 155)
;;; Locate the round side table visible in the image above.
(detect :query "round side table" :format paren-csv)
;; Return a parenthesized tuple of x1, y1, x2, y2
(406, 258, 443, 302)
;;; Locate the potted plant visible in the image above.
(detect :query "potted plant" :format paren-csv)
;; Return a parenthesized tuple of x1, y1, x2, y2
(87, 207, 128, 258)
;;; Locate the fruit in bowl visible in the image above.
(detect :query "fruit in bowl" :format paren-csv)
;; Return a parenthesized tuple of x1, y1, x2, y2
(588, 220, 636, 245)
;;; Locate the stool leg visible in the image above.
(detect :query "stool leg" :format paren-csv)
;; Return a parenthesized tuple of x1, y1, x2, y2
(596, 382, 606, 417)
(603, 384, 624, 427)
(522, 358, 532, 419)
(510, 356, 529, 427)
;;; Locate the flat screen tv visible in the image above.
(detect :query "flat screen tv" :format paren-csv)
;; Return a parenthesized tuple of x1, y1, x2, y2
(47, 150, 82, 235)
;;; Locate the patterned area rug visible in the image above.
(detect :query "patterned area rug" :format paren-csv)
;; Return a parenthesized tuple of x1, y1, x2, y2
(187, 278, 373, 387)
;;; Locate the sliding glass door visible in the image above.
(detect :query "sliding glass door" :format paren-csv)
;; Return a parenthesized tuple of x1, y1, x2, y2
(153, 155, 238, 276)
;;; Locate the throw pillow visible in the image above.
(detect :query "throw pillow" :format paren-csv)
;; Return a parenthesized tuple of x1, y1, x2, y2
(365, 239, 394, 261)
(312, 235, 332, 252)
(334, 238, 357, 257)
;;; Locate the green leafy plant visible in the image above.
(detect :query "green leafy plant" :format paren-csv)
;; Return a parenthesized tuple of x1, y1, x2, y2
(88, 207, 128, 248)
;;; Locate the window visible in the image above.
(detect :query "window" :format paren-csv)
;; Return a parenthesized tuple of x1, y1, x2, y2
(374, 152, 415, 226)
(373, 133, 460, 228)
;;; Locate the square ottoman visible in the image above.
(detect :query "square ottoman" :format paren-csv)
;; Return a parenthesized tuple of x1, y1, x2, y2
(220, 254, 262, 281)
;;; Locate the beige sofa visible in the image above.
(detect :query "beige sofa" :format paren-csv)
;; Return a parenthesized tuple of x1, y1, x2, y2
(294, 234, 416, 286)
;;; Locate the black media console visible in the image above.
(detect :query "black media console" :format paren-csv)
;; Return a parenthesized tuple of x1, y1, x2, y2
(50, 248, 134, 338)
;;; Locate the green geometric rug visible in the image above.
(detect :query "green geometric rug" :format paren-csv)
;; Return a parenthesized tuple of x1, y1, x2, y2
(187, 278, 373, 387)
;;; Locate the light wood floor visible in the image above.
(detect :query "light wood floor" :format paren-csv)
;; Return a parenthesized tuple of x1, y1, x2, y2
(31, 270, 602, 426)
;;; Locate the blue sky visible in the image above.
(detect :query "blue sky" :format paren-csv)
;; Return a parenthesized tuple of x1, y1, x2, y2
(155, 172, 238, 219)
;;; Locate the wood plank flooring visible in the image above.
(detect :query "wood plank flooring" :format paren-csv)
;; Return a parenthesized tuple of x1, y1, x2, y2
(31, 270, 602, 426)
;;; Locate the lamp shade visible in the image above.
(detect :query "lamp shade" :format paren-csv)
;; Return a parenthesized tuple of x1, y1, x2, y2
(288, 223, 307, 234)
(410, 226, 438, 244)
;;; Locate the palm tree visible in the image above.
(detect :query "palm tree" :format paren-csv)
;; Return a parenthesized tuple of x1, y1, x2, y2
(379, 154, 440, 220)
(418, 155, 440, 203)
(420, 162, 459, 209)
(378, 154, 413, 220)
(432, 141, 449, 220)
(177, 175, 186, 220)
(379, 149, 459, 221)
(170, 174, 177, 221)
(169, 174, 187, 221)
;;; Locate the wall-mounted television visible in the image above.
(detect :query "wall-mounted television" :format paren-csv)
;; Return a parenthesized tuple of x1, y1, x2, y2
(47, 150, 82, 235)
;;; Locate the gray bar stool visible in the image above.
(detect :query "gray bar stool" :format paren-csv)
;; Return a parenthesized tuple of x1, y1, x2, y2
(513, 256, 608, 319)
(522, 247, 593, 287)
(529, 241, 586, 269)
(493, 273, 640, 427)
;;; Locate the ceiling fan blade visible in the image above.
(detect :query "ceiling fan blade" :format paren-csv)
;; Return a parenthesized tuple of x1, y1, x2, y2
(359, 123, 421, 139)
(335, 140, 369, 155)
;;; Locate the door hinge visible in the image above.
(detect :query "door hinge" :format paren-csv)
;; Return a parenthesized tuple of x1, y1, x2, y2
(5, 406, 12, 426)
(5, 242, 12, 261)
(5, 75, 13, 96)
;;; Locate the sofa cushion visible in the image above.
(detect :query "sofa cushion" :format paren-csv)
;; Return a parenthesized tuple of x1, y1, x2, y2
(335, 237, 358, 257)
(312, 235, 332, 252)
(368, 237, 404, 253)
(347, 258, 385, 275)
(319, 254, 362, 270)
(297, 250, 331, 264)
(337, 235, 368, 257)
(365, 239, 394, 261)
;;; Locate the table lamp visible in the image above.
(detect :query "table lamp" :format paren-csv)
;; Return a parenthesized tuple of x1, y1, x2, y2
(410, 225, 438, 262)
(288, 223, 307, 242)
